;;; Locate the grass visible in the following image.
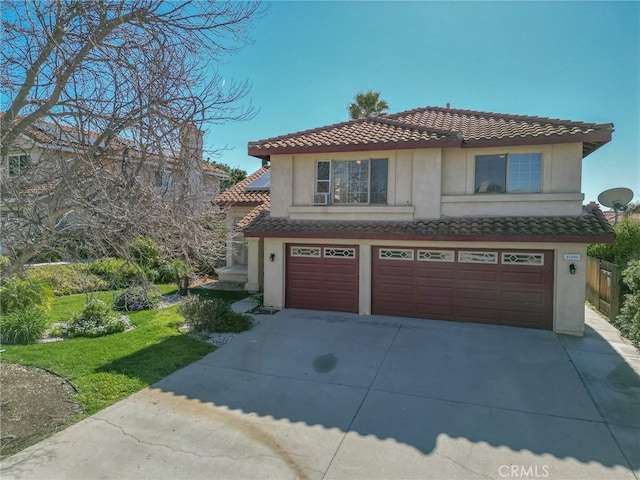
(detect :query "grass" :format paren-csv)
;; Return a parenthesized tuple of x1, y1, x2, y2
(0, 285, 249, 415)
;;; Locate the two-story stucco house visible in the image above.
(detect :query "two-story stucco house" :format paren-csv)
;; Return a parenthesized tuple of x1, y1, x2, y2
(244, 106, 614, 335)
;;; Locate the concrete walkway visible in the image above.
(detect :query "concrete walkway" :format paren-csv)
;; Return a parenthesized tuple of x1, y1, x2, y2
(2, 306, 638, 480)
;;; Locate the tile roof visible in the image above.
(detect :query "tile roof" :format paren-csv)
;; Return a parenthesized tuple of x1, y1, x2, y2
(5, 115, 227, 177)
(214, 166, 271, 232)
(248, 106, 613, 159)
(244, 204, 614, 243)
(214, 166, 270, 206)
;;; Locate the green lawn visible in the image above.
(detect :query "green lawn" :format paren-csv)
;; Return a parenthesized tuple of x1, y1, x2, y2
(0, 286, 249, 414)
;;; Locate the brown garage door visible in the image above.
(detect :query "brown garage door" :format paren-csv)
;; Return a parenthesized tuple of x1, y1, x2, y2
(286, 245, 359, 313)
(372, 247, 553, 329)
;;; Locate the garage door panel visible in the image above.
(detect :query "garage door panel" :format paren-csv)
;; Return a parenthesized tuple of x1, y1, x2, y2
(372, 247, 553, 330)
(458, 269, 499, 282)
(501, 309, 546, 326)
(502, 290, 544, 304)
(286, 244, 359, 313)
(501, 271, 547, 284)
(416, 267, 456, 280)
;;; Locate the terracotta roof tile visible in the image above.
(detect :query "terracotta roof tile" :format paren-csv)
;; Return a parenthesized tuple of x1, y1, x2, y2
(215, 166, 270, 206)
(235, 200, 271, 231)
(248, 106, 613, 159)
(5, 115, 227, 177)
(244, 204, 614, 243)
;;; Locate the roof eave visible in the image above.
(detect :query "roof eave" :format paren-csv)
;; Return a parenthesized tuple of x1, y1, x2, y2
(244, 230, 614, 243)
(248, 138, 462, 158)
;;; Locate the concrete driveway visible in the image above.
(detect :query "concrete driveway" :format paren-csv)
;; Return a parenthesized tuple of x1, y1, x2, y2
(2, 307, 639, 480)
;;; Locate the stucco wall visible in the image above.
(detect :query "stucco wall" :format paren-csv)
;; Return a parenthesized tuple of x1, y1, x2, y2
(268, 141, 585, 220)
(261, 238, 588, 335)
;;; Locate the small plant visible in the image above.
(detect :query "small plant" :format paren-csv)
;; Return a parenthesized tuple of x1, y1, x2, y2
(88, 258, 142, 288)
(0, 276, 53, 314)
(28, 264, 107, 296)
(613, 259, 640, 347)
(178, 295, 252, 333)
(112, 282, 160, 311)
(0, 307, 49, 344)
(64, 299, 131, 338)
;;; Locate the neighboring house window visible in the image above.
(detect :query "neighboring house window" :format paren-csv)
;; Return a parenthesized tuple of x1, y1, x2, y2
(154, 171, 171, 188)
(231, 216, 248, 266)
(315, 158, 388, 204)
(7, 154, 30, 177)
(475, 153, 542, 193)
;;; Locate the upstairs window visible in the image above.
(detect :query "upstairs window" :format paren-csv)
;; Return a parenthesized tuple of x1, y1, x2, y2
(475, 153, 542, 193)
(155, 170, 171, 188)
(315, 158, 388, 204)
(7, 154, 30, 177)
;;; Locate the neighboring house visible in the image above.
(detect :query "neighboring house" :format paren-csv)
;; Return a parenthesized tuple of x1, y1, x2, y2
(213, 165, 270, 288)
(1, 119, 228, 200)
(244, 105, 615, 335)
(601, 203, 640, 224)
(1, 118, 228, 256)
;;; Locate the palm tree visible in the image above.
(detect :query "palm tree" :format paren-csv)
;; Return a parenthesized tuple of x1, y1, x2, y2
(348, 91, 389, 119)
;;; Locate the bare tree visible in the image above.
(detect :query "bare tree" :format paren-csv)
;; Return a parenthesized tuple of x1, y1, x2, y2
(1, 0, 263, 275)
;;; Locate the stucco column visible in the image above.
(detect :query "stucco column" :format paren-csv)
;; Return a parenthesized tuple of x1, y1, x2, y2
(554, 244, 588, 336)
(359, 244, 371, 315)
(245, 237, 261, 292)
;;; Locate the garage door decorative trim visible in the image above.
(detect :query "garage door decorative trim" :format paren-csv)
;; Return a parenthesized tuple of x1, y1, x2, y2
(290, 246, 321, 257)
(324, 247, 356, 258)
(458, 251, 498, 264)
(379, 248, 415, 260)
(501, 252, 545, 266)
(417, 250, 456, 262)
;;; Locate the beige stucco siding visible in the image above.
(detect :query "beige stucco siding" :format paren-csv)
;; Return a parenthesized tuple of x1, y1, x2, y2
(261, 237, 588, 336)
(268, 141, 585, 221)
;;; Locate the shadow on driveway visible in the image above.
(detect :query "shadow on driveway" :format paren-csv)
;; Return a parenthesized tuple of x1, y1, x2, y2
(2, 307, 638, 480)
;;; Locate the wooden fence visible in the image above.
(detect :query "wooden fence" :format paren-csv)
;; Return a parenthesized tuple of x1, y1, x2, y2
(586, 256, 622, 320)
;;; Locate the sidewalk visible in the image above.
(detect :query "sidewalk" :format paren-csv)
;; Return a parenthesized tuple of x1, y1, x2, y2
(559, 307, 640, 474)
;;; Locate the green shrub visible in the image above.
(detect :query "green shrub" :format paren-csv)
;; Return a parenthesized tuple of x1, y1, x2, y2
(129, 237, 164, 269)
(112, 282, 160, 311)
(613, 260, 640, 347)
(0, 276, 53, 315)
(27, 264, 107, 296)
(0, 307, 49, 344)
(88, 258, 142, 288)
(178, 295, 252, 333)
(63, 299, 131, 338)
(0, 255, 10, 276)
(588, 219, 640, 265)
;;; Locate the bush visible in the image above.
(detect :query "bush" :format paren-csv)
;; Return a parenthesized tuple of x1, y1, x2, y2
(63, 299, 131, 338)
(28, 264, 107, 296)
(177, 295, 252, 333)
(613, 260, 640, 347)
(0, 276, 53, 315)
(88, 258, 142, 288)
(112, 282, 160, 311)
(588, 219, 640, 265)
(0, 307, 49, 344)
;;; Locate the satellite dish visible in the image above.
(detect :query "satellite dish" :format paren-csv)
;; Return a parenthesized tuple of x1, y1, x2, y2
(598, 187, 634, 224)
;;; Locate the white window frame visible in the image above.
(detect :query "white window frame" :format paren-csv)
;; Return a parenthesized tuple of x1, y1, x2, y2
(475, 153, 542, 194)
(155, 170, 171, 188)
(290, 246, 321, 258)
(417, 250, 455, 262)
(458, 251, 498, 264)
(378, 248, 415, 261)
(314, 159, 388, 205)
(501, 252, 545, 266)
(323, 247, 356, 259)
(6, 154, 30, 177)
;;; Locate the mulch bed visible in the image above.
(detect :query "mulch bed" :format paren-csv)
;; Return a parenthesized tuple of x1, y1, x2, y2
(0, 362, 82, 459)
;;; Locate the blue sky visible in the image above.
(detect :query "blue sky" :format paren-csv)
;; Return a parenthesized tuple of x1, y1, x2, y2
(205, 1, 639, 206)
